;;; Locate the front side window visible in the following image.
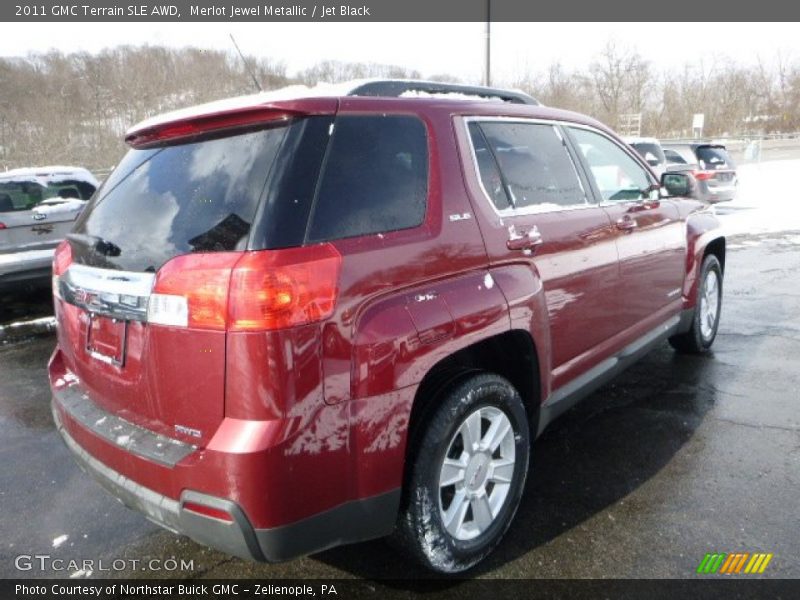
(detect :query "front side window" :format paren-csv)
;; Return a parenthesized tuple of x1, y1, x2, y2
(569, 127, 654, 202)
(307, 115, 428, 242)
(469, 121, 587, 212)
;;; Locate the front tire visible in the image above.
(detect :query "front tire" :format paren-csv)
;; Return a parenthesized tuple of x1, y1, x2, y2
(392, 373, 530, 573)
(670, 254, 723, 354)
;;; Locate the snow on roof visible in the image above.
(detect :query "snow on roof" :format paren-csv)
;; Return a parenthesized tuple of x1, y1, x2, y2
(0, 166, 99, 187)
(126, 79, 529, 137)
(623, 137, 661, 145)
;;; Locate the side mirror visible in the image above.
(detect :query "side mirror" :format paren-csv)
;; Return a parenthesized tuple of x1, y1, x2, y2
(661, 172, 691, 197)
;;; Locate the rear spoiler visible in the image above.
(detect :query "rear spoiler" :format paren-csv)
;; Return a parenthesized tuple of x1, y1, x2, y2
(125, 98, 338, 148)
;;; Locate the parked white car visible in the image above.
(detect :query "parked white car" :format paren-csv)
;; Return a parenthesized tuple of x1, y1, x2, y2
(0, 166, 98, 291)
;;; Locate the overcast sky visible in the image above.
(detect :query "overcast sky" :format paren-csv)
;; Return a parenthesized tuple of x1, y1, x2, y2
(1, 22, 798, 83)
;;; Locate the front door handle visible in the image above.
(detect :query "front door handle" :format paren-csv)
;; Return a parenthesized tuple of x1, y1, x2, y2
(506, 226, 543, 251)
(615, 217, 637, 232)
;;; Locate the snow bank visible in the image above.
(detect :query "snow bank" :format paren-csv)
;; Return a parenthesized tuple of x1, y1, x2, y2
(715, 159, 800, 237)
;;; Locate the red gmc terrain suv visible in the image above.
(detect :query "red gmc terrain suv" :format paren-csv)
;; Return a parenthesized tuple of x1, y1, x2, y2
(49, 80, 725, 573)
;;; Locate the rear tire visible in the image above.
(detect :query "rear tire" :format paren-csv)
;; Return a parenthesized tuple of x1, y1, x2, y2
(392, 373, 530, 573)
(669, 254, 723, 354)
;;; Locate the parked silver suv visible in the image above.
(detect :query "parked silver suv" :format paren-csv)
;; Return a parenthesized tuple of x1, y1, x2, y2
(0, 166, 98, 290)
(662, 142, 738, 204)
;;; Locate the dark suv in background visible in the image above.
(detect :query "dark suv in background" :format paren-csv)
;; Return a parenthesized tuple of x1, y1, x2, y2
(662, 142, 738, 203)
(50, 80, 725, 573)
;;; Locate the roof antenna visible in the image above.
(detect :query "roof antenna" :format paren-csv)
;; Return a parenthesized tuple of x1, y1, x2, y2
(229, 33, 263, 92)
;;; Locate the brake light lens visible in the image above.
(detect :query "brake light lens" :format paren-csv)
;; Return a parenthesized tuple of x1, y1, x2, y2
(148, 244, 341, 331)
(693, 170, 715, 181)
(149, 253, 240, 330)
(0, 222, 6, 229)
(125, 108, 295, 148)
(228, 244, 341, 331)
(52, 240, 73, 276)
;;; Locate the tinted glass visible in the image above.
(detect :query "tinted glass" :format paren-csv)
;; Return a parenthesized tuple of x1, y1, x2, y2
(631, 143, 666, 166)
(72, 125, 288, 271)
(308, 115, 428, 242)
(696, 146, 735, 170)
(663, 149, 687, 164)
(570, 127, 652, 202)
(468, 122, 511, 210)
(477, 122, 587, 210)
(0, 179, 95, 212)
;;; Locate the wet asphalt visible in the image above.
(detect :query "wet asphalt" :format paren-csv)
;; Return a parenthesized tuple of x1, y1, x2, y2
(0, 231, 798, 583)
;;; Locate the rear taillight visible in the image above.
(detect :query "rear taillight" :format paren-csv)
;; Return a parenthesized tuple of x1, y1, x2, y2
(149, 253, 240, 330)
(228, 244, 341, 331)
(148, 244, 341, 331)
(0, 222, 6, 229)
(53, 240, 73, 276)
(693, 170, 715, 181)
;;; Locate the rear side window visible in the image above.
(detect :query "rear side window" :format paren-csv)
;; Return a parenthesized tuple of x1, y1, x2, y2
(696, 146, 735, 170)
(471, 121, 587, 211)
(307, 115, 428, 242)
(73, 125, 288, 271)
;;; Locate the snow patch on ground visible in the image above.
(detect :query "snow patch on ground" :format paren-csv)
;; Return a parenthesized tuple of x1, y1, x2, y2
(716, 159, 800, 238)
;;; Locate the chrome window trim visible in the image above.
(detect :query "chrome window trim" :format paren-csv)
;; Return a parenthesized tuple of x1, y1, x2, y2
(461, 116, 595, 218)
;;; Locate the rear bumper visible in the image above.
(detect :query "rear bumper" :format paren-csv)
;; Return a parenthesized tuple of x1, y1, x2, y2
(50, 362, 400, 562)
(697, 181, 737, 204)
(0, 248, 53, 290)
(53, 405, 266, 560)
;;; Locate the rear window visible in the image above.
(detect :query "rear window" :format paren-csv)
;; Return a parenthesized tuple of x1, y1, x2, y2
(663, 149, 688, 165)
(307, 115, 428, 242)
(696, 146, 735, 170)
(630, 143, 666, 167)
(0, 179, 95, 212)
(72, 124, 289, 271)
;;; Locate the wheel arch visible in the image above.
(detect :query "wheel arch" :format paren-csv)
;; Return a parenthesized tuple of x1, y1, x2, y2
(402, 329, 541, 484)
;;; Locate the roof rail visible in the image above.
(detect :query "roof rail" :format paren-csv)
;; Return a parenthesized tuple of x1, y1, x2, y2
(348, 80, 539, 106)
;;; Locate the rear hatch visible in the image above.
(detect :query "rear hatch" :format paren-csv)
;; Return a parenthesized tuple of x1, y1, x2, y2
(53, 103, 336, 446)
(1, 173, 95, 275)
(694, 144, 737, 188)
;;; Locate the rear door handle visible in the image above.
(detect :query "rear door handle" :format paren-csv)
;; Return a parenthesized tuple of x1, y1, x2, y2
(615, 217, 637, 232)
(506, 226, 543, 251)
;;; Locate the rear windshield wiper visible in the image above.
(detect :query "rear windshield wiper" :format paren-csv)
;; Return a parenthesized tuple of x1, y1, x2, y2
(67, 233, 122, 257)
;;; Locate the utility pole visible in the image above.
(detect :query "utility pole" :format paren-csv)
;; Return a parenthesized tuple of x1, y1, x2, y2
(484, 0, 491, 86)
